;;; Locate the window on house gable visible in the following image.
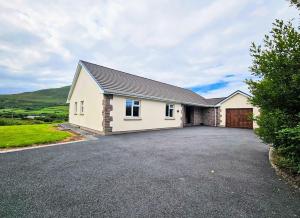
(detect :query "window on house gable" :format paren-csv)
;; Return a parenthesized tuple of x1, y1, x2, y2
(125, 99, 140, 117)
(80, 101, 84, 114)
(74, 102, 78, 114)
(165, 104, 174, 117)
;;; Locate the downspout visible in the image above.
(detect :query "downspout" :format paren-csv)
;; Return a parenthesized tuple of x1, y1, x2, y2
(214, 107, 217, 127)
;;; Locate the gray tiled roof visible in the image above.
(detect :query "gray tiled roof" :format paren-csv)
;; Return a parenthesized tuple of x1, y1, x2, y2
(80, 60, 211, 106)
(205, 97, 226, 105)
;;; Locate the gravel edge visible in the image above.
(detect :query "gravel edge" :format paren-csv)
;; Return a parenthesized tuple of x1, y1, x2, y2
(0, 138, 86, 154)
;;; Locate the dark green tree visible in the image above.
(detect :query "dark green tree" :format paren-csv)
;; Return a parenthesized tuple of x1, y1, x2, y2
(246, 20, 300, 143)
(289, 0, 300, 9)
(246, 19, 300, 174)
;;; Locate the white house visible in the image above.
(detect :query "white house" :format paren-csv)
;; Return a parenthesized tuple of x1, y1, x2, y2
(67, 60, 259, 135)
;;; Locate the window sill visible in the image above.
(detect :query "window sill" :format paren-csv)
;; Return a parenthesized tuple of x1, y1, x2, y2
(165, 117, 175, 120)
(124, 117, 142, 121)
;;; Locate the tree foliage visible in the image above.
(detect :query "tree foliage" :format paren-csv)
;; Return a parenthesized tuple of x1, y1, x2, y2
(246, 19, 300, 174)
(289, 0, 300, 9)
(247, 20, 300, 129)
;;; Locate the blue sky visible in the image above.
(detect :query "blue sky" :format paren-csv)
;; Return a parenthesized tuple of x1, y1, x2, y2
(0, 0, 298, 97)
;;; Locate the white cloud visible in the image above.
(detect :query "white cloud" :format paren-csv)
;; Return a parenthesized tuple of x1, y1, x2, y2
(0, 0, 298, 95)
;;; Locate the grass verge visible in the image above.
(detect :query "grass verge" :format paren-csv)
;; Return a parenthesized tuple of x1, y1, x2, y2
(0, 124, 72, 148)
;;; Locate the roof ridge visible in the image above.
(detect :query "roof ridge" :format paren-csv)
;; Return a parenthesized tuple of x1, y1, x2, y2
(80, 60, 204, 98)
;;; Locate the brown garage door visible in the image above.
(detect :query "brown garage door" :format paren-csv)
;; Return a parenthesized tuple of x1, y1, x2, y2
(226, 108, 253, 129)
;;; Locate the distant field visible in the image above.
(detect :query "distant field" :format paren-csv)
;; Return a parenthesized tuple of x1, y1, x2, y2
(0, 124, 72, 148)
(0, 105, 69, 116)
(0, 86, 70, 124)
(0, 106, 69, 124)
(0, 118, 44, 126)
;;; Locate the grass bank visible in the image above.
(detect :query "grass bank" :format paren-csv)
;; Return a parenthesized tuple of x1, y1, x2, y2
(0, 124, 72, 148)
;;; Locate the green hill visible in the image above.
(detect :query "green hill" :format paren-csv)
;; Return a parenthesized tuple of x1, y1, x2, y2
(0, 86, 71, 109)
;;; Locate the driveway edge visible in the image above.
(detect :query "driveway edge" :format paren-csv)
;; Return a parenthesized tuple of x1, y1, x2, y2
(269, 147, 300, 190)
(0, 139, 86, 154)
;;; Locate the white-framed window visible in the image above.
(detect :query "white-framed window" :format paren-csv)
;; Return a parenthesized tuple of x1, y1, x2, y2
(165, 104, 174, 117)
(125, 99, 140, 117)
(80, 101, 84, 114)
(74, 102, 78, 115)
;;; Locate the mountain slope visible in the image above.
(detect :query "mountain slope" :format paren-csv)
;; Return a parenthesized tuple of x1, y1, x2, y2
(0, 86, 71, 109)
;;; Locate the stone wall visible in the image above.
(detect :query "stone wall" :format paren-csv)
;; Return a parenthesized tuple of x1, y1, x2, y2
(102, 94, 113, 134)
(180, 105, 185, 127)
(202, 107, 217, 126)
(216, 107, 221, 126)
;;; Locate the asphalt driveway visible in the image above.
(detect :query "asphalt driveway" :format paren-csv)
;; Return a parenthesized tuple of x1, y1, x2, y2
(0, 127, 299, 217)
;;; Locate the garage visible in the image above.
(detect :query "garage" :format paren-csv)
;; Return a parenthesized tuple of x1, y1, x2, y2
(215, 90, 259, 129)
(226, 108, 253, 129)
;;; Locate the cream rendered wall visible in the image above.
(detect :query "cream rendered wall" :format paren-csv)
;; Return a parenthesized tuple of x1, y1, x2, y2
(69, 68, 104, 132)
(111, 96, 183, 132)
(219, 93, 259, 128)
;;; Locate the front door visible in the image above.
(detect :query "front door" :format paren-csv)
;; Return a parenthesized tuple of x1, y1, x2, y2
(185, 106, 192, 124)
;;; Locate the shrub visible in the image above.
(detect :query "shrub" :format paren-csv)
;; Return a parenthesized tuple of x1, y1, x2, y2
(255, 109, 293, 144)
(245, 19, 300, 176)
(274, 124, 300, 174)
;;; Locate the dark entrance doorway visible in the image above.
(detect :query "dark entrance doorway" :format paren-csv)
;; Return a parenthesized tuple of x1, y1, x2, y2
(185, 106, 193, 125)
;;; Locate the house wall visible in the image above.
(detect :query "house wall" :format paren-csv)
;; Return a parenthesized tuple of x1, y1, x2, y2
(110, 96, 183, 132)
(68, 67, 104, 132)
(219, 93, 259, 128)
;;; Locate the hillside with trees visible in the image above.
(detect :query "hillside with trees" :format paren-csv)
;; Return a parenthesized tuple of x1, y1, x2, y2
(0, 86, 70, 109)
(0, 86, 70, 124)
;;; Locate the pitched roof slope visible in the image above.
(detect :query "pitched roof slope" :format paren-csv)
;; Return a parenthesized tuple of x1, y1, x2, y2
(80, 60, 210, 106)
(205, 97, 226, 105)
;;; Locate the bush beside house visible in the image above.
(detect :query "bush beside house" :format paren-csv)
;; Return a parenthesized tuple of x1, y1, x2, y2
(246, 18, 300, 175)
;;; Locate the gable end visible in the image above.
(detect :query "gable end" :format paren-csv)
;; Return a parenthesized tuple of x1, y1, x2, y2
(216, 90, 251, 106)
(67, 61, 104, 103)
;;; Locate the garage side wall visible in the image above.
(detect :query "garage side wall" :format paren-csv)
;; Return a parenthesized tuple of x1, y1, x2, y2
(219, 93, 259, 128)
(69, 68, 104, 133)
(202, 107, 219, 126)
(111, 96, 183, 132)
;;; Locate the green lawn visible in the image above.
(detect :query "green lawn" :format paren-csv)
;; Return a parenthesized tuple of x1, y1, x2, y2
(0, 124, 72, 148)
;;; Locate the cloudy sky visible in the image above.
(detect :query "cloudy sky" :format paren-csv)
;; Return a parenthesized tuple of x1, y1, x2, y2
(0, 0, 298, 97)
